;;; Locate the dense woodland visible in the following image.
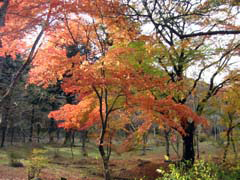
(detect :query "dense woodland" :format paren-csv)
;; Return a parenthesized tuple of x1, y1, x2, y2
(1, 0, 240, 179)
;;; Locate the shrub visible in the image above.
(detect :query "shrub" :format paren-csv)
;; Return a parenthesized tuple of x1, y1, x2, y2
(156, 160, 218, 180)
(27, 149, 48, 180)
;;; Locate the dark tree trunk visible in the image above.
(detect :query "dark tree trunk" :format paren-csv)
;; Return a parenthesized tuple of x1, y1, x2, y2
(80, 130, 88, 156)
(10, 127, 14, 145)
(22, 130, 26, 143)
(99, 144, 111, 180)
(37, 124, 41, 143)
(141, 133, 148, 155)
(29, 105, 35, 142)
(0, 126, 6, 147)
(48, 118, 56, 143)
(63, 130, 71, 145)
(0, 96, 10, 147)
(182, 121, 195, 165)
(164, 129, 171, 158)
(71, 131, 75, 145)
(56, 128, 60, 141)
(223, 128, 231, 162)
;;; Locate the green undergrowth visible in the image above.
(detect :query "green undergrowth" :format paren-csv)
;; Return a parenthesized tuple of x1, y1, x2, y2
(156, 159, 240, 180)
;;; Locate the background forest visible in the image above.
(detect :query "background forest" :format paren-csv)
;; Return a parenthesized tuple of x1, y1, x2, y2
(1, 0, 240, 179)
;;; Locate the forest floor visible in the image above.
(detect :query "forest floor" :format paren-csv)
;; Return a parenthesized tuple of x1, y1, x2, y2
(0, 140, 231, 180)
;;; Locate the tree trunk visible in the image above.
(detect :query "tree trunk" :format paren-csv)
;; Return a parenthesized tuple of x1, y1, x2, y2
(164, 129, 170, 158)
(196, 130, 200, 159)
(0, 126, 6, 147)
(231, 131, 237, 158)
(182, 121, 195, 165)
(223, 128, 231, 162)
(141, 132, 148, 155)
(63, 130, 71, 145)
(10, 127, 14, 145)
(80, 130, 88, 156)
(0, 96, 10, 147)
(71, 131, 75, 145)
(99, 144, 111, 180)
(29, 105, 35, 142)
(37, 124, 41, 143)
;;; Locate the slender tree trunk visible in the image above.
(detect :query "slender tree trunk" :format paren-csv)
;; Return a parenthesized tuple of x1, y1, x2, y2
(195, 129, 200, 159)
(56, 128, 60, 141)
(10, 127, 14, 145)
(37, 124, 41, 143)
(71, 131, 75, 145)
(230, 131, 237, 158)
(164, 129, 171, 158)
(22, 130, 26, 143)
(223, 129, 231, 162)
(63, 130, 71, 145)
(182, 121, 195, 165)
(176, 133, 180, 156)
(98, 126, 111, 180)
(141, 132, 148, 155)
(99, 144, 111, 180)
(29, 104, 35, 142)
(80, 130, 88, 156)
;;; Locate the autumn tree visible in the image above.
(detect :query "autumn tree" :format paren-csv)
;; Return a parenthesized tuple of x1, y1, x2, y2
(120, 0, 240, 164)
(28, 10, 205, 180)
(210, 80, 240, 162)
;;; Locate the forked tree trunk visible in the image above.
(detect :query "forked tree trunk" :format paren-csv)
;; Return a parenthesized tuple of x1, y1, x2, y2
(182, 121, 195, 165)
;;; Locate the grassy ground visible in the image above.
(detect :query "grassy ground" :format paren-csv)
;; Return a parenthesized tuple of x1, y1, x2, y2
(0, 139, 237, 180)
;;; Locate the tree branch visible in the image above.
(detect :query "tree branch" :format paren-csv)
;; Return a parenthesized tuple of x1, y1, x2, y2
(182, 30, 240, 39)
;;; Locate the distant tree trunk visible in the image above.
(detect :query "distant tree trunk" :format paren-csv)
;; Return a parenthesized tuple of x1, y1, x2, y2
(37, 124, 41, 143)
(56, 128, 60, 141)
(0, 96, 11, 147)
(80, 130, 88, 156)
(71, 131, 75, 145)
(231, 131, 237, 158)
(182, 121, 195, 165)
(196, 130, 200, 159)
(10, 127, 14, 145)
(48, 118, 56, 143)
(63, 130, 71, 145)
(164, 129, 171, 158)
(170, 132, 180, 158)
(223, 128, 231, 162)
(141, 132, 148, 155)
(29, 104, 35, 142)
(22, 130, 26, 143)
